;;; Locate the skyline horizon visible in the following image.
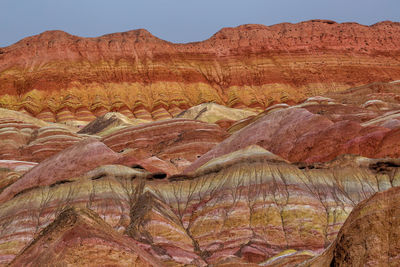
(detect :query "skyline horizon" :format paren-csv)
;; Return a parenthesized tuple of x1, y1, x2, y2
(2, 18, 400, 48)
(1, 0, 399, 47)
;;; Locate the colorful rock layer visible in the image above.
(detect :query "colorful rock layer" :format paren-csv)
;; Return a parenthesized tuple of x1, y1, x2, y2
(303, 186, 400, 266)
(1, 21, 400, 122)
(1, 22, 400, 266)
(0, 144, 399, 266)
(0, 80, 400, 265)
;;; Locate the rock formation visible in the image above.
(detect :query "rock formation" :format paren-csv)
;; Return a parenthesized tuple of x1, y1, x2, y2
(0, 117, 85, 162)
(187, 91, 400, 171)
(1, 20, 400, 266)
(78, 112, 149, 136)
(176, 103, 256, 123)
(0, 138, 121, 204)
(1, 21, 400, 121)
(101, 118, 229, 171)
(9, 207, 162, 266)
(1, 143, 399, 265)
(303, 186, 400, 266)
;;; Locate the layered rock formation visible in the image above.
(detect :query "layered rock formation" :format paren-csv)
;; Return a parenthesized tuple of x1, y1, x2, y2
(1, 146, 399, 265)
(0, 117, 87, 162)
(101, 118, 229, 171)
(176, 103, 256, 123)
(0, 98, 399, 265)
(303, 186, 400, 266)
(9, 207, 162, 266)
(0, 138, 121, 203)
(187, 97, 400, 171)
(78, 112, 149, 136)
(1, 21, 400, 121)
(1, 21, 400, 265)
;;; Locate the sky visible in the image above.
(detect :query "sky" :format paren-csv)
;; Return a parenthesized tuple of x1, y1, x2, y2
(1, 0, 399, 47)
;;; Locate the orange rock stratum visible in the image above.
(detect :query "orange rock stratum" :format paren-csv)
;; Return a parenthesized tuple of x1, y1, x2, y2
(1, 20, 400, 121)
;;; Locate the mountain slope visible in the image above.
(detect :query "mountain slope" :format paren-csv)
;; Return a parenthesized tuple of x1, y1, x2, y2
(1, 20, 400, 121)
(9, 207, 162, 266)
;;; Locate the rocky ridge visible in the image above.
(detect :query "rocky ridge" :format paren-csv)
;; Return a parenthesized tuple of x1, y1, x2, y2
(1, 21, 400, 122)
(9, 207, 162, 266)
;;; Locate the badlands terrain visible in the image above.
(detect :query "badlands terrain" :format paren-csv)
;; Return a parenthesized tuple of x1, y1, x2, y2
(0, 20, 400, 266)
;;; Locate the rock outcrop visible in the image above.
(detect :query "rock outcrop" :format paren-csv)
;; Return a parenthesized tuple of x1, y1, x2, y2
(0, 113, 90, 162)
(1, 148, 399, 265)
(186, 105, 400, 172)
(176, 103, 256, 123)
(0, 138, 121, 204)
(78, 112, 149, 136)
(303, 186, 400, 266)
(102, 118, 228, 171)
(9, 207, 162, 266)
(1, 21, 400, 121)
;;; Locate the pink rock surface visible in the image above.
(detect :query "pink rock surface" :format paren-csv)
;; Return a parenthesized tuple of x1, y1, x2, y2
(0, 138, 121, 204)
(102, 118, 228, 171)
(186, 107, 398, 172)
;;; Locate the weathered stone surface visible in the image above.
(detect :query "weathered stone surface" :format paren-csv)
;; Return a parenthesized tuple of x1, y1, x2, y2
(102, 118, 228, 171)
(326, 81, 400, 107)
(0, 111, 91, 162)
(9, 207, 162, 267)
(0, 138, 121, 204)
(186, 106, 400, 172)
(0, 108, 48, 127)
(78, 112, 149, 136)
(260, 250, 315, 266)
(303, 186, 400, 266)
(176, 103, 256, 123)
(1, 54, 400, 265)
(0, 151, 399, 265)
(0, 160, 37, 172)
(194, 145, 288, 174)
(1, 93, 400, 266)
(21, 125, 84, 162)
(1, 21, 400, 121)
(0, 160, 37, 193)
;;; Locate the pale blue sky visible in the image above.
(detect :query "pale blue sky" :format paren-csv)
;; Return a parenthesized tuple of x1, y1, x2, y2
(1, 0, 399, 47)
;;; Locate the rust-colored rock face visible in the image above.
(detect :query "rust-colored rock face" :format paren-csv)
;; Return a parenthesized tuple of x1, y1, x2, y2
(1, 21, 400, 121)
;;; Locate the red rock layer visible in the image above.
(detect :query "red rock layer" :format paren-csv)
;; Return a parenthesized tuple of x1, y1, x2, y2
(9, 207, 161, 267)
(0, 118, 84, 162)
(0, 118, 40, 159)
(1, 20, 400, 119)
(115, 156, 179, 176)
(0, 138, 121, 204)
(101, 118, 228, 171)
(186, 106, 400, 172)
